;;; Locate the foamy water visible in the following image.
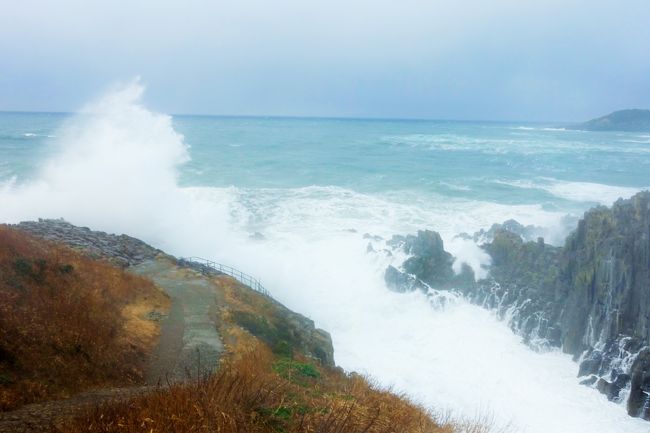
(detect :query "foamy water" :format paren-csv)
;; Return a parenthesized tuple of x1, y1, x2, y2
(1, 81, 649, 432)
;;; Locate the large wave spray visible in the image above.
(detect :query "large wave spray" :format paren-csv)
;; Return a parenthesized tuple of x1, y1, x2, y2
(1, 83, 648, 432)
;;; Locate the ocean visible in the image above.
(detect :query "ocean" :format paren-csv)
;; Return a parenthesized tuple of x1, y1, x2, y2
(1, 83, 649, 432)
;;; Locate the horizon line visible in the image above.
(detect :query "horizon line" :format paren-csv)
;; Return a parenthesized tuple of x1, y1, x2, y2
(0, 109, 579, 125)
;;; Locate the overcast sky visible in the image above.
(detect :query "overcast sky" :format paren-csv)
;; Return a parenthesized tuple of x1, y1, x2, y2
(1, 0, 649, 121)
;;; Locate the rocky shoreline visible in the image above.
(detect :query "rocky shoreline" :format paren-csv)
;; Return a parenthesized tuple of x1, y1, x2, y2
(384, 191, 650, 420)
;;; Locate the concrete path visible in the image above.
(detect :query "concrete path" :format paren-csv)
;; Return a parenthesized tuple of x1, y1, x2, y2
(131, 257, 224, 384)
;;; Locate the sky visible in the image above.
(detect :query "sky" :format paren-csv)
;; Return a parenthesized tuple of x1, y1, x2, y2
(0, 0, 649, 121)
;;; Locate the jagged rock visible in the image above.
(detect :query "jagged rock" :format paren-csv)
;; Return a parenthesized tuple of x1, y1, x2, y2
(597, 373, 630, 401)
(472, 219, 547, 243)
(386, 191, 650, 420)
(388, 230, 478, 290)
(560, 194, 650, 357)
(629, 348, 650, 419)
(402, 230, 456, 287)
(384, 265, 426, 292)
(578, 351, 603, 377)
(580, 375, 599, 386)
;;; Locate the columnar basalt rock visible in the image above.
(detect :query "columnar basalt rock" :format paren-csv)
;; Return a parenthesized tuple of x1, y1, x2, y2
(385, 191, 650, 419)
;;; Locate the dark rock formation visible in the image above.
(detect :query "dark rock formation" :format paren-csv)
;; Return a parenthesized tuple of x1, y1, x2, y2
(385, 230, 474, 290)
(385, 265, 427, 292)
(386, 191, 650, 419)
(629, 348, 650, 420)
(566, 109, 650, 132)
(470, 219, 547, 243)
(15, 219, 162, 267)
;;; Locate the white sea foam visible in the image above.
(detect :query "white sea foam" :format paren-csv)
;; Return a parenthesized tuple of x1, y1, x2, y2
(446, 237, 491, 280)
(23, 132, 56, 138)
(386, 132, 650, 156)
(495, 178, 645, 206)
(543, 181, 643, 204)
(0, 82, 647, 433)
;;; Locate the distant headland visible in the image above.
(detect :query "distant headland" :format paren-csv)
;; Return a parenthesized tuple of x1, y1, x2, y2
(567, 109, 650, 132)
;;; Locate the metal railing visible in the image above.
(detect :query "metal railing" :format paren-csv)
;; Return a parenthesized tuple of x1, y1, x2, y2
(180, 256, 271, 298)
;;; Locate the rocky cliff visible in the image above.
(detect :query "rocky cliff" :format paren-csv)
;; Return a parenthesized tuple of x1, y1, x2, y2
(385, 191, 650, 420)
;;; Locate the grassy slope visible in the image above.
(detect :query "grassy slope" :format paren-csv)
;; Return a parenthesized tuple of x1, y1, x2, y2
(0, 226, 170, 410)
(58, 272, 488, 433)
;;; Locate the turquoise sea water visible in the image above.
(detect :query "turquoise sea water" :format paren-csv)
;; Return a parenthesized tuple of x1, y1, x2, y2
(2, 112, 649, 216)
(1, 100, 650, 433)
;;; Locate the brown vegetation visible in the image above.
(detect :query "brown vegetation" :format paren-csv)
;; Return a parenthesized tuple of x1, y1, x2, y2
(57, 272, 492, 433)
(0, 225, 169, 411)
(57, 341, 475, 433)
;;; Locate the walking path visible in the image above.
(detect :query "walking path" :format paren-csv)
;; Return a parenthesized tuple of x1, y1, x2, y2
(0, 256, 224, 432)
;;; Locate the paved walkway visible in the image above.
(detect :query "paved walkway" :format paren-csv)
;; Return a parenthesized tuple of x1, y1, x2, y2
(131, 257, 224, 384)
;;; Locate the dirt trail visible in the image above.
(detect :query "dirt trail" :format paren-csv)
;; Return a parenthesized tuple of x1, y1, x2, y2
(0, 257, 224, 432)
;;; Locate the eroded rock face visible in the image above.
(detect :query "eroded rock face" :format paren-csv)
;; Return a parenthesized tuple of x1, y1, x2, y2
(385, 192, 650, 419)
(629, 349, 650, 420)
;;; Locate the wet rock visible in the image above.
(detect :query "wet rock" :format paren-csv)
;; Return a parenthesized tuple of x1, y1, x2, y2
(579, 375, 598, 386)
(401, 230, 457, 288)
(472, 219, 547, 243)
(386, 192, 650, 420)
(597, 373, 630, 401)
(629, 348, 650, 419)
(384, 265, 425, 293)
(579, 351, 603, 377)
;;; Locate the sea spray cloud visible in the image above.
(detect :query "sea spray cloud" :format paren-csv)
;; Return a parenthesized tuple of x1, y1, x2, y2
(446, 237, 491, 280)
(0, 79, 233, 253)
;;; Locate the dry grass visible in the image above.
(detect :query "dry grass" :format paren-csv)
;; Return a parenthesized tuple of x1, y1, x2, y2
(0, 225, 169, 411)
(58, 341, 464, 433)
(56, 270, 497, 433)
